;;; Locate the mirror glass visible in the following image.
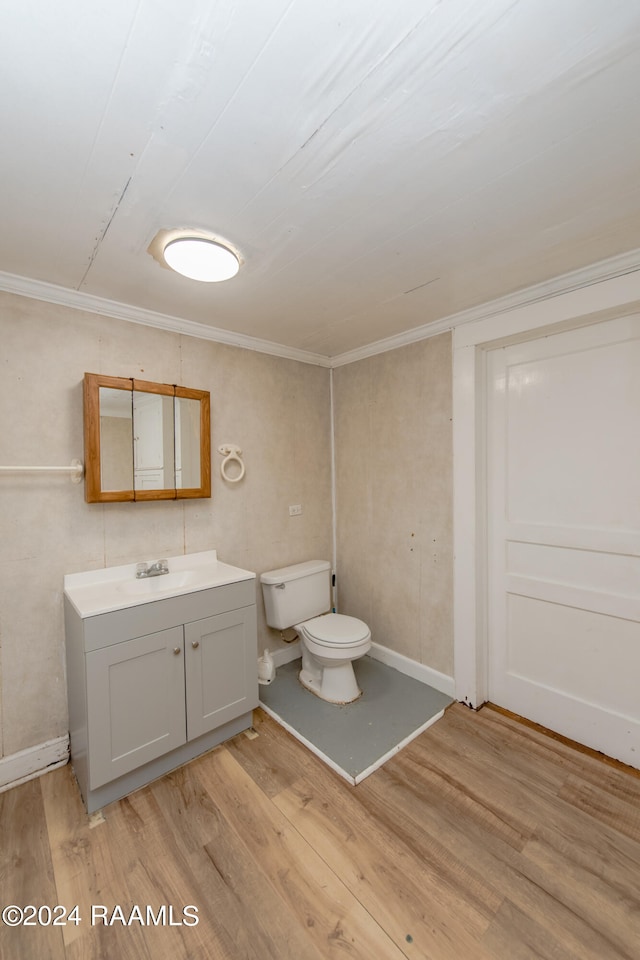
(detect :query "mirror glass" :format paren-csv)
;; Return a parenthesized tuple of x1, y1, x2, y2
(175, 396, 202, 489)
(132, 390, 175, 491)
(99, 387, 133, 491)
(84, 374, 211, 503)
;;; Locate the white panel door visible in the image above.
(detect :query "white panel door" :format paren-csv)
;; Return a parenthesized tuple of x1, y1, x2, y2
(487, 315, 640, 767)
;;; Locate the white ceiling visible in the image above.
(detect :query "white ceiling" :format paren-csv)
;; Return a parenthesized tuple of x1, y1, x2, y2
(2, 0, 640, 360)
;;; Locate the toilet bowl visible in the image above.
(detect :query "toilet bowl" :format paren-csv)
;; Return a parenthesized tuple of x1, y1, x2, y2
(260, 560, 372, 705)
(297, 613, 371, 703)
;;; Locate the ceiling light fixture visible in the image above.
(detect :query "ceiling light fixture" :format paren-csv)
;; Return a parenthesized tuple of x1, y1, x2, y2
(162, 236, 240, 282)
(148, 228, 242, 282)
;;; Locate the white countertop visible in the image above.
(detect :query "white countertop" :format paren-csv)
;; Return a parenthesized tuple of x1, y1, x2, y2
(64, 550, 255, 618)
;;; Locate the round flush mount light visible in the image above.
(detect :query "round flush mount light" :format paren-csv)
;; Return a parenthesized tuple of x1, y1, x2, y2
(148, 229, 242, 282)
(163, 237, 240, 282)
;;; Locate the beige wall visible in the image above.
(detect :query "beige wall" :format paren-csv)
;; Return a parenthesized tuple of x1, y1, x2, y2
(0, 291, 454, 767)
(0, 292, 332, 760)
(333, 333, 453, 676)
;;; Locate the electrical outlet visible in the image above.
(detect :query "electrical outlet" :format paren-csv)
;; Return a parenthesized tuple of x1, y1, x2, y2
(289, 504, 302, 517)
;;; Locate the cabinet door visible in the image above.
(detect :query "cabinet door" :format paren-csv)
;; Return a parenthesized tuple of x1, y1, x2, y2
(184, 606, 258, 740)
(86, 626, 186, 789)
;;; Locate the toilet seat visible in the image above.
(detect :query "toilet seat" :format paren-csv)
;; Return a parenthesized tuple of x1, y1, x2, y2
(301, 613, 370, 648)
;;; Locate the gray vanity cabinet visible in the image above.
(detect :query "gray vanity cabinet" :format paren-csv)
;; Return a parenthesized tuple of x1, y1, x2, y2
(65, 580, 258, 813)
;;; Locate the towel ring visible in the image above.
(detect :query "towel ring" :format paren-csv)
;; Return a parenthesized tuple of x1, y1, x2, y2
(218, 444, 245, 483)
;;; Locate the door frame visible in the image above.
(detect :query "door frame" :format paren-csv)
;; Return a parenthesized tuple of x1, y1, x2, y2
(452, 268, 640, 709)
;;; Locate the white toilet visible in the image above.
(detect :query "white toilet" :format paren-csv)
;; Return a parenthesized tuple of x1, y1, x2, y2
(260, 560, 371, 704)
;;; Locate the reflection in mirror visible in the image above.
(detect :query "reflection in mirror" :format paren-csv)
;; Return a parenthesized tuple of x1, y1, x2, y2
(99, 387, 133, 491)
(132, 390, 175, 491)
(175, 396, 201, 489)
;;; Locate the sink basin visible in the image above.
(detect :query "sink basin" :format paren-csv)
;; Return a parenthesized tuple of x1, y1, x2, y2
(64, 550, 255, 618)
(119, 570, 196, 596)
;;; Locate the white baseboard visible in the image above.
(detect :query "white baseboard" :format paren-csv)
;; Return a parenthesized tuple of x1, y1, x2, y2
(0, 735, 69, 794)
(368, 642, 455, 698)
(266, 638, 455, 698)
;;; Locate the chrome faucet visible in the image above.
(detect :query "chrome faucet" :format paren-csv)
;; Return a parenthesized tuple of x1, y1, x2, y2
(135, 559, 169, 579)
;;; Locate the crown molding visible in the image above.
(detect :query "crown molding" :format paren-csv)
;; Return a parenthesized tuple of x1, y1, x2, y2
(0, 270, 332, 368)
(3, 244, 640, 371)
(329, 246, 640, 367)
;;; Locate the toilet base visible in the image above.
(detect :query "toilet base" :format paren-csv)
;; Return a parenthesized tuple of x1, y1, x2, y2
(299, 656, 362, 704)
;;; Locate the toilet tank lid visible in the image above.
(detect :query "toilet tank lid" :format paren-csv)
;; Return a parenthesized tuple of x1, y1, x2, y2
(260, 559, 330, 585)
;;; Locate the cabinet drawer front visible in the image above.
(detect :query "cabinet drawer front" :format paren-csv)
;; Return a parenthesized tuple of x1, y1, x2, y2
(86, 626, 186, 788)
(83, 580, 255, 651)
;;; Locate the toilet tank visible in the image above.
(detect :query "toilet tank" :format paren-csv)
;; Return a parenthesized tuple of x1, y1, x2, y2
(260, 560, 331, 629)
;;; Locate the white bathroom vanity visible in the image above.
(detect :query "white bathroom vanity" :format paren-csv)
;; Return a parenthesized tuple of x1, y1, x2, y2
(64, 551, 257, 813)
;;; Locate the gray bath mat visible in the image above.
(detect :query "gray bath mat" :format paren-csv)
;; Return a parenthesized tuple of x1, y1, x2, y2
(259, 655, 452, 783)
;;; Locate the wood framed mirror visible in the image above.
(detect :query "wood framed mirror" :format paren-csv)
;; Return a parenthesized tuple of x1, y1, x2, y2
(83, 373, 211, 503)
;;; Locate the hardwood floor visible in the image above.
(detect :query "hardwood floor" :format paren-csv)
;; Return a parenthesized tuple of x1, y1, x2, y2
(1, 703, 639, 959)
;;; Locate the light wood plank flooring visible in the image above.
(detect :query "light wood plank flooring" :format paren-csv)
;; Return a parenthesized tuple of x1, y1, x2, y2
(1, 703, 639, 959)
